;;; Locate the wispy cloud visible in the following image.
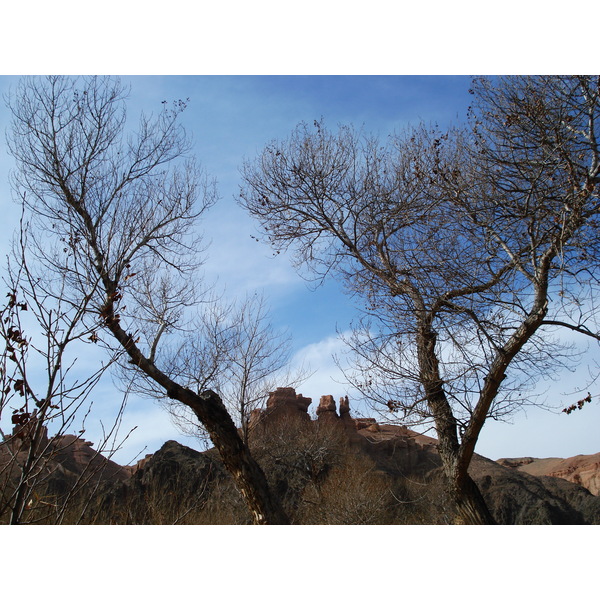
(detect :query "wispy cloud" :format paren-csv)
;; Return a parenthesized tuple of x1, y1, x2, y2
(200, 204, 301, 300)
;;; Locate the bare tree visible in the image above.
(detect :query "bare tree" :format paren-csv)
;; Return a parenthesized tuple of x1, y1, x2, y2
(239, 77, 600, 524)
(6, 76, 288, 524)
(0, 218, 129, 524)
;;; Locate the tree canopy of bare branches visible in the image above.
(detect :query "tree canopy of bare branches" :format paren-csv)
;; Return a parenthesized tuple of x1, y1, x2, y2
(6, 76, 289, 524)
(239, 76, 600, 524)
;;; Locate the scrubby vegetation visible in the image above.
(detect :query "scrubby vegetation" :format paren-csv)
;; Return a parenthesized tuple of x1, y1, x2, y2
(4, 413, 598, 525)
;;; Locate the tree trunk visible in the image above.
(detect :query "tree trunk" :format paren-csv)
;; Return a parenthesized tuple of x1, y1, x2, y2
(448, 471, 496, 525)
(180, 388, 290, 525)
(103, 307, 290, 525)
(438, 451, 496, 524)
(414, 320, 496, 524)
(9, 412, 50, 525)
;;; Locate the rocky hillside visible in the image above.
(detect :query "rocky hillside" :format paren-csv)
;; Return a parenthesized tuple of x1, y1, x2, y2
(2, 388, 599, 524)
(497, 454, 600, 496)
(0, 416, 130, 523)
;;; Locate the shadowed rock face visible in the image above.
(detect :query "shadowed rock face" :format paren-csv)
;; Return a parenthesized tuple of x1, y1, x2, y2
(0, 422, 133, 523)
(339, 396, 351, 420)
(248, 390, 600, 523)
(0, 422, 130, 485)
(470, 455, 600, 524)
(92, 440, 225, 524)
(47, 435, 131, 482)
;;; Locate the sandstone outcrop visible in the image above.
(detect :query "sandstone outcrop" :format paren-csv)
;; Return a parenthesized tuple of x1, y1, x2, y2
(249, 387, 312, 430)
(498, 453, 600, 496)
(48, 434, 130, 482)
(3, 414, 50, 453)
(339, 396, 351, 421)
(316, 395, 338, 422)
(4, 386, 599, 524)
(0, 419, 130, 485)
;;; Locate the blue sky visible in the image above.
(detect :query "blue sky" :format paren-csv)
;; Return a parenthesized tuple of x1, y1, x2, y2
(1, 75, 599, 465)
(0, 1, 596, 588)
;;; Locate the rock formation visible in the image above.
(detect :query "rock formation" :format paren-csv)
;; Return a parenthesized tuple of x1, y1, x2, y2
(4, 414, 50, 453)
(0, 422, 130, 486)
(316, 395, 338, 422)
(48, 434, 130, 482)
(339, 396, 351, 421)
(249, 387, 312, 430)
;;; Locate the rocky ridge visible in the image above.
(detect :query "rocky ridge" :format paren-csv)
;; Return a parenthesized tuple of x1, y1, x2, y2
(3, 388, 599, 524)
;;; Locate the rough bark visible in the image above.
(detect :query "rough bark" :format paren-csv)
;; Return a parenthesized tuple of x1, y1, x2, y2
(182, 389, 289, 524)
(5, 76, 288, 525)
(447, 469, 496, 525)
(431, 399, 497, 524)
(66, 185, 290, 524)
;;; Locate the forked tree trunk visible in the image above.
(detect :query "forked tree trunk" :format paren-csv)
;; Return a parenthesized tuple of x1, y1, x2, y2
(416, 323, 496, 525)
(436, 432, 496, 524)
